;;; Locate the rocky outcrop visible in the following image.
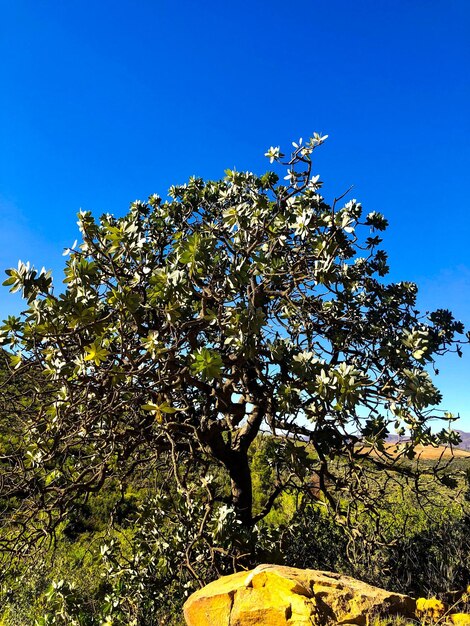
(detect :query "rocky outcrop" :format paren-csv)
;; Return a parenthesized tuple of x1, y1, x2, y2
(183, 564, 416, 626)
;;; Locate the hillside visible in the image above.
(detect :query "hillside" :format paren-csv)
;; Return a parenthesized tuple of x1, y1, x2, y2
(456, 430, 470, 450)
(387, 430, 470, 452)
(404, 444, 470, 460)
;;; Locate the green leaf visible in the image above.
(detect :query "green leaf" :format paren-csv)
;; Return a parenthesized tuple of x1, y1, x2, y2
(9, 353, 22, 369)
(179, 232, 201, 265)
(141, 401, 184, 423)
(190, 348, 223, 381)
(83, 341, 110, 366)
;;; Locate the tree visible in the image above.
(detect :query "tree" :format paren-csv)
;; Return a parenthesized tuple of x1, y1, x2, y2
(0, 134, 466, 557)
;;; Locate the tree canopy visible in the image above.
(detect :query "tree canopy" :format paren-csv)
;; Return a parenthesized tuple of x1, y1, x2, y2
(0, 134, 466, 558)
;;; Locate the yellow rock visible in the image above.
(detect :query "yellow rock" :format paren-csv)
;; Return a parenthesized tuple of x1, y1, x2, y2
(183, 564, 416, 626)
(450, 614, 470, 626)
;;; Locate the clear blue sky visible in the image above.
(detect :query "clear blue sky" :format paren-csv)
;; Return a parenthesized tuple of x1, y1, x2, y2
(1, 1, 469, 429)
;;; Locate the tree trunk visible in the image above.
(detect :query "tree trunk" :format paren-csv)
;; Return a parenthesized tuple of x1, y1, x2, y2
(227, 449, 253, 526)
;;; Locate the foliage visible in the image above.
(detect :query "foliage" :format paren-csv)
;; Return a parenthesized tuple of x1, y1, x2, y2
(1, 453, 470, 623)
(0, 134, 468, 621)
(389, 515, 470, 596)
(283, 466, 470, 598)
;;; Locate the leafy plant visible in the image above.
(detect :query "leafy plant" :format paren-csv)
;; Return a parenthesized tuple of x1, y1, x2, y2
(0, 133, 467, 594)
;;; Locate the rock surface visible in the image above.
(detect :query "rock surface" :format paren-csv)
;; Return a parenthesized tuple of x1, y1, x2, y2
(183, 564, 416, 626)
(450, 615, 470, 626)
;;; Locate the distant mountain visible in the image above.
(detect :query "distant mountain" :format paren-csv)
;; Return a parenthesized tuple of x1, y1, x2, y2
(456, 430, 470, 450)
(387, 430, 470, 451)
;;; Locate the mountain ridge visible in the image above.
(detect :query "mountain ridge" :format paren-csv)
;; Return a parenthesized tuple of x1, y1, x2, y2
(387, 429, 470, 451)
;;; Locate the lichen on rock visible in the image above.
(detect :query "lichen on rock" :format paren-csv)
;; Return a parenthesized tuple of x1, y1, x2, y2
(183, 564, 416, 626)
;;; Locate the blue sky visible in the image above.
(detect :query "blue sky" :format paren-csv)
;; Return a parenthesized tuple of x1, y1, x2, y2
(1, 1, 470, 429)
